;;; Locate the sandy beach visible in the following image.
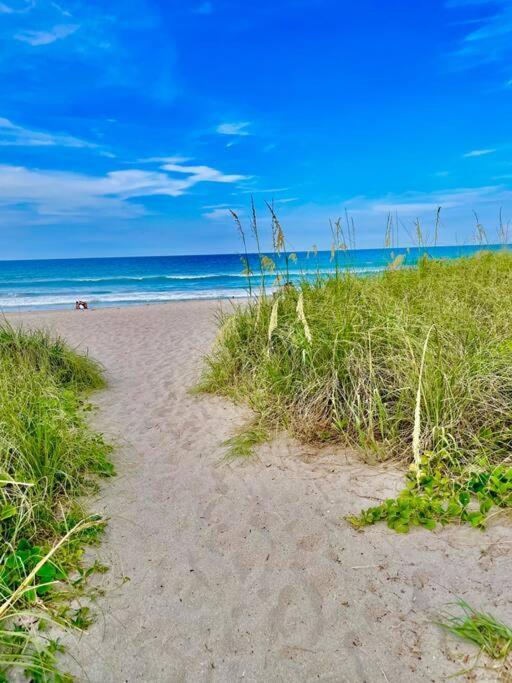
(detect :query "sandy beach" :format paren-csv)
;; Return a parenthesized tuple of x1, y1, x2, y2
(7, 301, 512, 682)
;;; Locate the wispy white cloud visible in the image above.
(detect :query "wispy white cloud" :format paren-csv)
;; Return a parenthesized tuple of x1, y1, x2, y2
(161, 161, 248, 184)
(447, 0, 512, 67)
(138, 155, 191, 164)
(0, 3, 177, 105)
(0, 117, 97, 148)
(0, 160, 249, 224)
(202, 203, 246, 221)
(0, 1, 34, 14)
(269, 184, 512, 249)
(344, 184, 512, 215)
(50, 1, 71, 17)
(14, 23, 79, 46)
(240, 186, 288, 194)
(203, 207, 235, 220)
(216, 121, 251, 136)
(463, 148, 496, 157)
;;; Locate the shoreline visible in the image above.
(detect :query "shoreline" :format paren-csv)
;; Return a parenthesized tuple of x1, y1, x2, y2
(2, 295, 249, 318)
(1, 244, 508, 315)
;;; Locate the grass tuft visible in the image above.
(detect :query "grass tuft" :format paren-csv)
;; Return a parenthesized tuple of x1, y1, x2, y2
(222, 421, 269, 459)
(0, 321, 113, 680)
(439, 600, 512, 660)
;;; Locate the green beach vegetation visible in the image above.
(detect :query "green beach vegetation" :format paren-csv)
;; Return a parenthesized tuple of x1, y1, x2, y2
(437, 600, 512, 678)
(200, 209, 512, 533)
(439, 601, 512, 662)
(0, 323, 113, 681)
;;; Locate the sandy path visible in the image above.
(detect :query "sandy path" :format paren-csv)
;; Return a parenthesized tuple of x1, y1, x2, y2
(8, 302, 511, 682)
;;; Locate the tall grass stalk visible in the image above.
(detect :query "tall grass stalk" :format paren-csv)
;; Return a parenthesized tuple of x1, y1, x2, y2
(231, 209, 253, 297)
(250, 197, 266, 293)
(412, 325, 435, 480)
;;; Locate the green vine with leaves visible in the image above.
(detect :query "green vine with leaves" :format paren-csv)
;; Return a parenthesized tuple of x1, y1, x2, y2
(349, 456, 512, 533)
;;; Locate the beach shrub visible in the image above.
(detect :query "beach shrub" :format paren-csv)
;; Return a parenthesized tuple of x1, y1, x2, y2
(201, 250, 512, 530)
(0, 322, 113, 680)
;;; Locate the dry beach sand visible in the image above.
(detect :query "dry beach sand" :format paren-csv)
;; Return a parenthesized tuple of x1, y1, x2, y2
(8, 301, 512, 682)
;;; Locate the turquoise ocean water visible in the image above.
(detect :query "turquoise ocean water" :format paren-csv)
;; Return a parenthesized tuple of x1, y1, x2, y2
(0, 244, 506, 311)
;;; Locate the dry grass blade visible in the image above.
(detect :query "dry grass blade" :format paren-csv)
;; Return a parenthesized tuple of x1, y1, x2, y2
(296, 292, 312, 343)
(0, 518, 102, 620)
(412, 325, 435, 479)
(268, 297, 279, 352)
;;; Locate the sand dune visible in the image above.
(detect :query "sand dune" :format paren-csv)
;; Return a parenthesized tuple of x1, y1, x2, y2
(8, 301, 511, 682)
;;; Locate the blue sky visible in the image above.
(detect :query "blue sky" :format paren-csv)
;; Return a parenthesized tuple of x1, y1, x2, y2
(1, 0, 512, 258)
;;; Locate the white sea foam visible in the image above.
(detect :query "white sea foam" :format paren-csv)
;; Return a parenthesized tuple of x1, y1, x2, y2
(0, 289, 256, 309)
(0, 266, 390, 310)
(0, 266, 386, 285)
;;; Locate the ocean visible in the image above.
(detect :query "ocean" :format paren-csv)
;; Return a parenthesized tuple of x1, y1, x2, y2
(0, 244, 505, 311)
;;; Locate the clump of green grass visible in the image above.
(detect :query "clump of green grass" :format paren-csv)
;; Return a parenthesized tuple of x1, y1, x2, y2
(439, 600, 512, 661)
(222, 420, 269, 459)
(0, 322, 113, 680)
(203, 250, 512, 460)
(201, 229, 512, 527)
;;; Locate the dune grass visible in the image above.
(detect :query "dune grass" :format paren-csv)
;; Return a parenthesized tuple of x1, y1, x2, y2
(202, 250, 512, 460)
(201, 246, 512, 531)
(0, 322, 113, 680)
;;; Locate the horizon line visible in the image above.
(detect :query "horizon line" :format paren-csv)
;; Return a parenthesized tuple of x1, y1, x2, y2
(2, 241, 510, 264)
